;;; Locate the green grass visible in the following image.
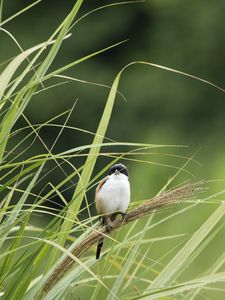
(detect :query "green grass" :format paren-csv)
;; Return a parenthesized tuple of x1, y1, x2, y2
(0, 1, 225, 299)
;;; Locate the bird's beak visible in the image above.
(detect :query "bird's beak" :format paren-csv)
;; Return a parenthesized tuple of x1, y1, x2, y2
(115, 169, 120, 175)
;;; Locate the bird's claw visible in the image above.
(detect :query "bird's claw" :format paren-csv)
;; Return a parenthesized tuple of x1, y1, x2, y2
(105, 224, 113, 233)
(120, 212, 127, 220)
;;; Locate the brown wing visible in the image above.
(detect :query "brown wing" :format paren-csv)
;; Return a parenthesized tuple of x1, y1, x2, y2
(95, 176, 108, 215)
(95, 176, 108, 193)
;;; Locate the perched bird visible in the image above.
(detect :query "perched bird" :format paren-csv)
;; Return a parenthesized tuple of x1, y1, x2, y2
(95, 163, 130, 259)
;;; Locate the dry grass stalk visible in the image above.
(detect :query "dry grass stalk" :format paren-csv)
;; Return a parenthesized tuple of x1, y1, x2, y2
(37, 181, 204, 299)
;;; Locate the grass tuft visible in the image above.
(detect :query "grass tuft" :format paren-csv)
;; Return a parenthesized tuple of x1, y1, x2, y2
(0, 1, 225, 300)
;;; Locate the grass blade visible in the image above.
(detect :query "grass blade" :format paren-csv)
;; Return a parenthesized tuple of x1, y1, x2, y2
(148, 202, 225, 289)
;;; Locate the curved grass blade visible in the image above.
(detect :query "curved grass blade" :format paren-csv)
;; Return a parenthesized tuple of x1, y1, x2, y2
(131, 271, 225, 300)
(0, 0, 43, 27)
(0, 0, 84, 161)
(148, 202, 225, 289)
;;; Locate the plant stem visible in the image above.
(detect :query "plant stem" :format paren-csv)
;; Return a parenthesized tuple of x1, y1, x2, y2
(36, 181, 204, 300)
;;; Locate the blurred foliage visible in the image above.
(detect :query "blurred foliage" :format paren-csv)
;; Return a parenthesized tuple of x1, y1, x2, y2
(1, 0, 225, 205)
(1, 1, 225, 299)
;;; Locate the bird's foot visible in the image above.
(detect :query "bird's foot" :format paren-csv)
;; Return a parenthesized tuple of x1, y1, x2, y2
(110, 211, 127, 223)
(101, 216, 113, 232)
(105, 224, 113, 233)
(120, 212, 127, 220)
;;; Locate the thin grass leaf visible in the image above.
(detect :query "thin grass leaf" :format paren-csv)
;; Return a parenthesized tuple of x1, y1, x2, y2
(0, 0, 83, 160)
(70, 0, 144, 30)
(131, 271, 225, 300)
(186, 227, 225, 300)
(27, 236, 117, 300)
(0, 34, 70, 109)
(56, 67, 133, 249)
(3, 251, 36, 300)
(174, 219, 225, 285)
(0, 0, 3, 24)
(0, 214, 28, 282)
(148, 202, 225, 289)
(0, 0, 42, 27)
(107, 217, 153, 300)
(25, 39, 128, 90)
(0, 162, 44, 249)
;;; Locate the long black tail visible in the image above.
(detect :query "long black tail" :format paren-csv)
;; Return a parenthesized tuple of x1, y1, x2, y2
(96, 216, 107, 259)
(96, 239, 104, 259)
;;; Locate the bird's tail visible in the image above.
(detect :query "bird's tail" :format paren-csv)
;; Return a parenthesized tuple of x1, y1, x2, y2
(96, 216, 107, 259)
(96, 238, 104, 259)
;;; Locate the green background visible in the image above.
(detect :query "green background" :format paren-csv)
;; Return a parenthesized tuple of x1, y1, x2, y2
(1, 1, 225, 298)
(2, 0, 225, 199)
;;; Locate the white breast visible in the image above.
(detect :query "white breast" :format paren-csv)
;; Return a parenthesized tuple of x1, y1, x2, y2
(97, 173, 130, 214)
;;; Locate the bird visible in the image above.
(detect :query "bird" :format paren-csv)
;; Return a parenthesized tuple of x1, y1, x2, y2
(95, 163, 130, 259)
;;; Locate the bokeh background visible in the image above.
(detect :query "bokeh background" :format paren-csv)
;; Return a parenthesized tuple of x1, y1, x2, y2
(1, 1, 225, 297)
(2, 0, 225, 198)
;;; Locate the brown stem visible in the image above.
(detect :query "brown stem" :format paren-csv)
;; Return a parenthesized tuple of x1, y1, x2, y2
(36, 181, 204, 299)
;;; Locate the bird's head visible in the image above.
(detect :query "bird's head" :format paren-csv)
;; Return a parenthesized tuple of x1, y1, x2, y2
(108, 163, 128, 177)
